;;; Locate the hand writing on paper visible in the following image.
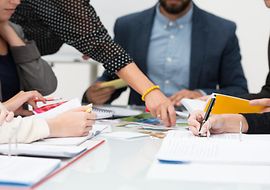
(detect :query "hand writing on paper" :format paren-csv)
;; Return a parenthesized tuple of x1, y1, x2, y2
(188, 111, 249, 136)
(47, 106, 96, 138)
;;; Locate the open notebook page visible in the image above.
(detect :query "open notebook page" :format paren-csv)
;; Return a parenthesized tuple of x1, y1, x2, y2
(157, 130, 270, 165)
(0, 155, 60, 187)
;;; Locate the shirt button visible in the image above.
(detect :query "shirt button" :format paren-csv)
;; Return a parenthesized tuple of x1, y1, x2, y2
(165, 80, 170, 84)
(170, 35, 175, 39)
(169, 22, 174, 27)
(166, 57, 172, 63)
(179, 25, 184, 29)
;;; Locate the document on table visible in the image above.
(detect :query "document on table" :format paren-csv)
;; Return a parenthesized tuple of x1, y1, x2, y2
(0, 144, 86, 158)
(0, 155, 60, 187)
(156, 130, 270, 165)
(147, 160, 270, 184)
(33, 124, 110, 146)
(34, 98, 81, 119)
(101, 131, 150, 140)
(94, 105, 142, 118)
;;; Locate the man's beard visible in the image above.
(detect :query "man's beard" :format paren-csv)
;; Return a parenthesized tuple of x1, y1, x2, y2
(159, 0, 191, 14)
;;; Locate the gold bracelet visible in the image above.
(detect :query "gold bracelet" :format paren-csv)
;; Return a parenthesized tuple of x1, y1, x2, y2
(141, 85, 160, 101)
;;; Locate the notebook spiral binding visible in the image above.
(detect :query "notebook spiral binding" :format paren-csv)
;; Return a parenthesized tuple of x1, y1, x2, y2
(92, 107, 114, 119)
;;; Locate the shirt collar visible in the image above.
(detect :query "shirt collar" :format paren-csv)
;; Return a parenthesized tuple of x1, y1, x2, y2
(155, 3, 193, 28)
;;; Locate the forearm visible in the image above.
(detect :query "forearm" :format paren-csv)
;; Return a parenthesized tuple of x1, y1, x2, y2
(117, 63, 155, 95)
(0, 116, 49, 144)
(1, 24, 25, 47)
(242, 113, 270, 134)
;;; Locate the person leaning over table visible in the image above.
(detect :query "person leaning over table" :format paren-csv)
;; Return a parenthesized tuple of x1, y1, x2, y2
(0, 0, 57, 116)
(11, 0, 176, 126)
(188, 0, 270, 135)
(0, 0, 95, 144)
(84, 0, 248, 107)
(0, 90, 95, 144)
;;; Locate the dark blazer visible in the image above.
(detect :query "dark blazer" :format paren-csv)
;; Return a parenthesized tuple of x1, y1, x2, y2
(0, 23, 57, 102)
(243, 37, 270, 99)
(240, 37, 270, 134)
(83, 4, 248, 105)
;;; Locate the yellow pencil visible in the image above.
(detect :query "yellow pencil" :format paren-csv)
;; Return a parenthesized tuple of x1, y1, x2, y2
(85, 103, 93, 113)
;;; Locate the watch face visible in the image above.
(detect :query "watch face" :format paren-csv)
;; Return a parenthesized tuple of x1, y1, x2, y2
(34, 101, 67, 114)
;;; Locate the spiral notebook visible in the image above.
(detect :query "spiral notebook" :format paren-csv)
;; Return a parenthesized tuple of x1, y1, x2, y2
(92, 107, 114, 119)
(34, 99, 114, 119)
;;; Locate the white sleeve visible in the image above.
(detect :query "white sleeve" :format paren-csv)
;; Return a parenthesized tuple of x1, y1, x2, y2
(0, 116, 50, 144)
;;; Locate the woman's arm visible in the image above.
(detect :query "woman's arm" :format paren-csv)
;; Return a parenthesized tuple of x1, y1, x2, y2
(0, 22, 57, 95)
(117, 63, 176, 126)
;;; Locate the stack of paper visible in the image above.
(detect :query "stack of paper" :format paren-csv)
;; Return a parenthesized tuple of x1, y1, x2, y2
(0, 155, 60, 187)
(156, 131, 270, 164)
(0, 144, 86, 158)
(33, 124, 110, 146)
(101, 131, 150, 140)
(148, 130, 270, 184)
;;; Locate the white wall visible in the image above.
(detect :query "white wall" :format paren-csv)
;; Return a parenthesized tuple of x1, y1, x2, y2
(45, 0, 270, 103)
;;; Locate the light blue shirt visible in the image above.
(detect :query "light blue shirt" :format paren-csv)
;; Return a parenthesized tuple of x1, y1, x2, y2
(147, 4, 193, 96)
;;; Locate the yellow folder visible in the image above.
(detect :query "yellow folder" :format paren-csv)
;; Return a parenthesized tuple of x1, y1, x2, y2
(99, 79, 127, 89)
(204, 93, 265, 114)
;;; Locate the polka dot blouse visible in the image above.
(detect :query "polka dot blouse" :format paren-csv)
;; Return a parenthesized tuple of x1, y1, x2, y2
(11, 0, 133, 74)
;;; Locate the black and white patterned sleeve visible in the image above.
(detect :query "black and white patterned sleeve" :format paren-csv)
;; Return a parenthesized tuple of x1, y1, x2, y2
(31, 0, 133, 74)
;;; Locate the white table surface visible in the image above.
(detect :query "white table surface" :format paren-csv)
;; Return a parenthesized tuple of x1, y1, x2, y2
(36, 124, 270, 190)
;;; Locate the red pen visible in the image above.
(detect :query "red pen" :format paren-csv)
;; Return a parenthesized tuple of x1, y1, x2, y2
(34, 97, 62, 102)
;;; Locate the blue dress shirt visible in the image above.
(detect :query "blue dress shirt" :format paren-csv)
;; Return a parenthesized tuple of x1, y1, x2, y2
(147, 4, 193, 96)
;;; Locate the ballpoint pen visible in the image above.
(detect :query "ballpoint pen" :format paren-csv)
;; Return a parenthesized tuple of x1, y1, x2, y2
(198, 94, 216, 136)
(77, 126, 108, 146)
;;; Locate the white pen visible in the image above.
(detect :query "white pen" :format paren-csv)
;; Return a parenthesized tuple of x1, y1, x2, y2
(239, 121, 243, 142)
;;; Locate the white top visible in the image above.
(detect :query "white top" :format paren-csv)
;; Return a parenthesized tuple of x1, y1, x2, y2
(0, 103, 50, 144)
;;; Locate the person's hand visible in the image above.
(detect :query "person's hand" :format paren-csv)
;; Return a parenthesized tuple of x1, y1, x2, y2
(0, 103, 14, 126)
(249, 98, 270, 112)
(85, 82, 115, 105)
(169, 89, 203, 106)
(3, 91, 45, 116)
(0, 21, 25, 47)
(188, 111, 248, 137)
(47, 106, 96, 137)
(145, 90, 176, 127)
(198, 95, 211, 101)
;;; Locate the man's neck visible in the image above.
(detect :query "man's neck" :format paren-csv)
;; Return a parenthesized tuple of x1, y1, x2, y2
(159, 3, 192, 21)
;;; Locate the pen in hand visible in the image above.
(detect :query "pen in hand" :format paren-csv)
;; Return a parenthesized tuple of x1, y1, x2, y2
(85, 103, 93, 113)
(198, 94, 216, 137)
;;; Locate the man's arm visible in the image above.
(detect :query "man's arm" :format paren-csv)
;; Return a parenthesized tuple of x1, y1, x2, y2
(203, 24, 248, 96)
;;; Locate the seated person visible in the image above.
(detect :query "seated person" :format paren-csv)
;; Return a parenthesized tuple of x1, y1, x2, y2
(188, 0, 270, 135)
(83, 0, 248, 106)
(0, 90, 95, 144)
(0, 0, 57, 116)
